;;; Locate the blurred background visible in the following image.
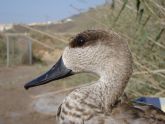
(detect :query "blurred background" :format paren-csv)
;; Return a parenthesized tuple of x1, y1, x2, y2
(0, 0, 164, 124)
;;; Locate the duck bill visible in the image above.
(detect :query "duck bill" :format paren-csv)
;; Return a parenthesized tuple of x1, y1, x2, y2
(24, 57, 73, 90)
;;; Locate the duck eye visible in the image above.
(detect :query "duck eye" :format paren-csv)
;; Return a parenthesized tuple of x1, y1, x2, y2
(76, 36, 86, 46)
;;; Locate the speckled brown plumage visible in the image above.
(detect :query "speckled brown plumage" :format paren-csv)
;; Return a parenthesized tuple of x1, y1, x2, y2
(110, 97, 165, 123)
(69, 30, 110, 48)
(53, 29, 165, 124)
(55, 92, 165, 124)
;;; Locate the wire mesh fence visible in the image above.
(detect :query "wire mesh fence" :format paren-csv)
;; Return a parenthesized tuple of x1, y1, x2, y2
(0, 33, 32, 67)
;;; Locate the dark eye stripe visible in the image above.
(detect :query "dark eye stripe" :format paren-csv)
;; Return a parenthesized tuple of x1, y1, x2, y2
(76, 36, 86, 47)
(69, 34, 88, 48)
(69, 30, 110, 48)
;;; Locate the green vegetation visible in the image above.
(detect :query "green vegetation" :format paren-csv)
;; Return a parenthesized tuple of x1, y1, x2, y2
(0, 34, 6, 65)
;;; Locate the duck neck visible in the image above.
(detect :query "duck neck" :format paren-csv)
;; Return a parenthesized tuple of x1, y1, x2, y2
(96, 63, 132, 113)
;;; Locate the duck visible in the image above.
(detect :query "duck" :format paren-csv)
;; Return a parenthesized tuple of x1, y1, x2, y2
(24, 30, 165, 124)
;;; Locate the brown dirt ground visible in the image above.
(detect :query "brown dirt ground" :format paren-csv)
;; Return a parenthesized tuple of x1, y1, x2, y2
(0, 65, 65, 124)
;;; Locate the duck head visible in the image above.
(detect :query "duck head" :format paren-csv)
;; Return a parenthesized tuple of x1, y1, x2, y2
(25, 30, 133, 89)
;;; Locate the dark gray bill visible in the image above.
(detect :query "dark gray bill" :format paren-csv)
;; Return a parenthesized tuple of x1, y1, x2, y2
(24, 56, 73, 90)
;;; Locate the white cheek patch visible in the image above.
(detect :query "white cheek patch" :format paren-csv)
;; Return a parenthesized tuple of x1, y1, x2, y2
(62, 47, 72, 69)
(62, 43, 104, 73)
(62, 47, 83, 72)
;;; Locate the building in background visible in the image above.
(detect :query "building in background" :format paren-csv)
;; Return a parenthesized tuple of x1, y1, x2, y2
(0, 24, 13, 32)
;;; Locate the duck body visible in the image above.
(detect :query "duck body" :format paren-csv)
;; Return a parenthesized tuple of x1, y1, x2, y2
(56, 85, 165, 124)
(25, 30, 165, 124)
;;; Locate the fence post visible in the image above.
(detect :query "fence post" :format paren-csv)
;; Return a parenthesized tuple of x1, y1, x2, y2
(28, 38, 32, 64)
(6, 35, 9, 67)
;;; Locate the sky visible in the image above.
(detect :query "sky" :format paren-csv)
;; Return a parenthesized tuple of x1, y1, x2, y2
(0, 0, 105, 24)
